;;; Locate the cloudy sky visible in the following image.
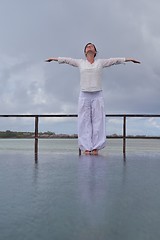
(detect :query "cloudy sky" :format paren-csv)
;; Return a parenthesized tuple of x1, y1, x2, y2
(0, 0, 160, 135)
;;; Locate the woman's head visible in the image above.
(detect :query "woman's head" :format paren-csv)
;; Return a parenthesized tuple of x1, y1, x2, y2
(84, 43, 97, 57)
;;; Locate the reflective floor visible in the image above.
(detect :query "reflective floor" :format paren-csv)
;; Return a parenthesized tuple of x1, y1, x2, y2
(1, 149, 160, 240)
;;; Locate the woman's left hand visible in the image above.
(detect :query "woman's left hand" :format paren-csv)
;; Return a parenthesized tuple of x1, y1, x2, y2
(131, 59, 141, 64)
(125, 58, 141, 64)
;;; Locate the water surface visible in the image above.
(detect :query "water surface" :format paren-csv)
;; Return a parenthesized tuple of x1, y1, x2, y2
(0, 139, 160, 240)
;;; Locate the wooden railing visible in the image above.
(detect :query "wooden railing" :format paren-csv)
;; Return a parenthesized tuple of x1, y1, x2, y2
(0, 114, 160, 156)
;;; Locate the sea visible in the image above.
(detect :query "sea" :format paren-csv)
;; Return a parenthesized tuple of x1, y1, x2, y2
(0, 139, 160, 240)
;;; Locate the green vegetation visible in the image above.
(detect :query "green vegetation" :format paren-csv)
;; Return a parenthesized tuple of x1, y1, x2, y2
(0, 130, 157, 139)
(0, 130, 78, 138)
(0, 130, 33, 138)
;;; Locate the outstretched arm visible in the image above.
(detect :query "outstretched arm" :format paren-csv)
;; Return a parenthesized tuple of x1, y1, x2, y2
(125, 58, 141, 64)
(45, 58, 58, 62)
(45, 57, 80, 67)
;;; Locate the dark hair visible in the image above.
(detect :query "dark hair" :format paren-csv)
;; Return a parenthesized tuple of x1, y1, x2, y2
(84, 43, 97, 57)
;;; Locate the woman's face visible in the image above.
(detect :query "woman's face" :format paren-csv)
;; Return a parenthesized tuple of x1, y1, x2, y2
(85, 44, 97, 56)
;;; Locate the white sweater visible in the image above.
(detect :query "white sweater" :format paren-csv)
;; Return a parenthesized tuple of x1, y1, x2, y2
(58, 57, 125, 92)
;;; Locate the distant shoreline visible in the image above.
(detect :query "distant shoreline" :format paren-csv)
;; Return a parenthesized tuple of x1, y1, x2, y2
(0, 130, 160, 139)
(0, 130, 77, 139)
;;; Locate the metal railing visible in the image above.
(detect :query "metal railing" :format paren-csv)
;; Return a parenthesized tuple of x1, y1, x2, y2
(0, 114, 160, 155)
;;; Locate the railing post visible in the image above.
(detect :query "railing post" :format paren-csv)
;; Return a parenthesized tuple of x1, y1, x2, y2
(123, 115, 126, 154)
(35, 116, 39, 156)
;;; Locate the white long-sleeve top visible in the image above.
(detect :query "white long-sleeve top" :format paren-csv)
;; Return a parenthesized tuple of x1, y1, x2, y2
(58, 57, 126, 92)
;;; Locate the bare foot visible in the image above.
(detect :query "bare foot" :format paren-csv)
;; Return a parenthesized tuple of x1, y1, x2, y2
(92, 149, 98, 155)
(84, 150, 91, 155)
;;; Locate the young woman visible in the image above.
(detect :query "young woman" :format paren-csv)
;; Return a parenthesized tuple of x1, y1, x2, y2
(45, 43, 140, 155)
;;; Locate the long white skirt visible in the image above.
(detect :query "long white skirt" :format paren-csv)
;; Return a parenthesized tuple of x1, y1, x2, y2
(78, 91, 106, 151)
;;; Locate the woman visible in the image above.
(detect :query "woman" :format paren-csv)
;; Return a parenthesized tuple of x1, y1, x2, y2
(45, 43, 140, 155)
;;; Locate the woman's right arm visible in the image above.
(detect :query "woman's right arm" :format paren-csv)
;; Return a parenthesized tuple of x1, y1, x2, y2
(45, 57, 80, 67)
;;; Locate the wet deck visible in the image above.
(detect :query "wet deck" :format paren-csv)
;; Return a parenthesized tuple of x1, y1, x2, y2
(1, 144, 160, 240)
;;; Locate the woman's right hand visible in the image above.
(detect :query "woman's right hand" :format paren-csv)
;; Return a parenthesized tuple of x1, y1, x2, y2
(45, 58, 53, 62)
(45, 58, 58, 62)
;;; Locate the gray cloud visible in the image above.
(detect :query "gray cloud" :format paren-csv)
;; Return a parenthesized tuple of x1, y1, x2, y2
(0, 0, 160, 133)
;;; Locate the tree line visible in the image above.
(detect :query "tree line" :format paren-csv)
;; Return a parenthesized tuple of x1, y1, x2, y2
(0, 130, 78, 138)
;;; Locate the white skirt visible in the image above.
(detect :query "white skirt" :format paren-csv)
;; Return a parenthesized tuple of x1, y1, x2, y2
(78, 91, 106, 151)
